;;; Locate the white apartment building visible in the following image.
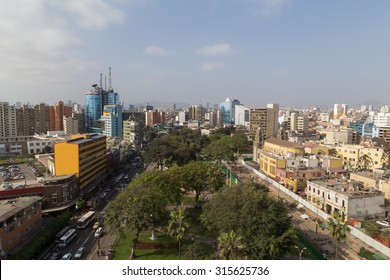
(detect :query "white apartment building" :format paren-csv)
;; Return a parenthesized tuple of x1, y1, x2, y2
(234, 104, 250, 128)
(306, 179, 385, 220)
(368, 112, 390, 127)
(0, 102, 17, 137)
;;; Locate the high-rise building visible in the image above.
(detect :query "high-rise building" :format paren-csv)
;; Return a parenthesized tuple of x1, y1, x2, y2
(123, 118, 143, 148)
(334, 104, 348, 119)
(145, 110, 166, 127)
(189, 105, 205, 123)
(101, 104, 123, 138)
(63, 116, 79, 135)
(16, 104, 35, 136)
(85, 86, 103, 133)
(0, 102, 17, 137)
(249, 104, 279, 142)
(34, 103, 50, 134)
(49, 101, 72, 131)
(234, 105, 250, 127)
(219, 98, 240, 125)
(54, 133, 107, 192)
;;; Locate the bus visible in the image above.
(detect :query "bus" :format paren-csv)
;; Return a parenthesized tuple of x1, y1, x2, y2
(77, 211, 96, 229)
(55, 226, 70, 243)
(58, 229, 77, 248)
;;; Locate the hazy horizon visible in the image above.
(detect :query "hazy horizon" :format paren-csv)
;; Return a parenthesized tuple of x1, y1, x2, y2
(1, 1, 390, 108)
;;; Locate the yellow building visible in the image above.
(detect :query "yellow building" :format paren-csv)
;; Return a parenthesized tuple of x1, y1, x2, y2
(259, 151, 286, 179)
(284, 177, 307, 193)
(335, 144, 384, 170)
(54, 134, 107, 191)
(263, 137, 305, 156)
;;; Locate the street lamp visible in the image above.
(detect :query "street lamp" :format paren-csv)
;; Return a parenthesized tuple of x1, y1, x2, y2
(295, 245, 307, 260)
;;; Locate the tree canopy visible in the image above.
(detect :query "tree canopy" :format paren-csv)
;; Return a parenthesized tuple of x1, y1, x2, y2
(201, 184, 296, 259)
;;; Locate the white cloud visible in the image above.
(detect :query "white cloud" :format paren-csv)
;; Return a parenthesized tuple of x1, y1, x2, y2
(52, 0, 125, 30)
(196, 43, 231, 56)
(201, 62, 224, 72)
(0, 0, 127, 102)
(248, 0, 291, 17)
(143, 46, 175, 56)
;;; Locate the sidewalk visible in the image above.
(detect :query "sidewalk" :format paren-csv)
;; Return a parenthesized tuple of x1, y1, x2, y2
(88, 229, 118, 260)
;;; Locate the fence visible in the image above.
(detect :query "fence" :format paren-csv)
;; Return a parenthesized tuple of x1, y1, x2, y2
(242, 160, 390, 258)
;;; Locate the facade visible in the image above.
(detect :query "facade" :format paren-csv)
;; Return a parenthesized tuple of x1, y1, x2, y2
(101, 105, 123, 138)
(259, 150, 286, 179)
(49, 101, 72, 131)
(145, 110, 166, 127)
(334, 144, 384, 170)
(85, 89, 103, 133)
(33, 103, 50, 134)
(54, 134, 107, 192)
(0, 136, 33, 155)
(325, 128, 354, 145)
(42, 174, 79, 210)
(0, 102, 17, 137)
(189, 105, 205, 123)
(63, 116, 79, 135)
(27, 139, 54, 154)
(234, 105, 250, 128)
(378, 126, 390, 148)
(16, 105, 35, 136)
(219, 98, 240, 126)
(263, 137, 305, 156)
(249, 104, 279, 142)
(123, 119, 143, 148)
(333, 104, 348, 119)
(0, 197, 42, 254)
(306, 179, 385, 220)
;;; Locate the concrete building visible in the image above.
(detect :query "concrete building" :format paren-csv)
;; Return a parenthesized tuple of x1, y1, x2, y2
(33, 103, 50, 134)
(145, 110, 166, 127)
(49, 101, 72, 131)
(101, 104, 123, 138)
(234, 104, 250, 128)
(0, 102, 17, 137)
(123, 118, 143, 148)
(334, 104, 348, 119)
(0, 196, 42, 255)
(54, 134, 107, 192)
(16, 105, 35, 136)
(63, 116, 79, 135)
(306, 179, 385, 220)
(334, 144, 384, 170)
(249, 104, 279, 142)
(325, 128, 354, 145)
(378, 126, 390, 148)
(263, 137, 305, 157)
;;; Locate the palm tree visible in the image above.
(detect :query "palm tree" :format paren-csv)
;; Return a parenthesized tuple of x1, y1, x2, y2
(168, 209, 189, 259)
(217, 230, 245, 260)
(327, 211, 351, 259)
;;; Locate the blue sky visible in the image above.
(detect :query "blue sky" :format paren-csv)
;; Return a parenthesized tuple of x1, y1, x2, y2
(1, 0, 390, 108)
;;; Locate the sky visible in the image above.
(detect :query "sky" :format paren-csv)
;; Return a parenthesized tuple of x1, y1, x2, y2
(1, 0, 390, 109)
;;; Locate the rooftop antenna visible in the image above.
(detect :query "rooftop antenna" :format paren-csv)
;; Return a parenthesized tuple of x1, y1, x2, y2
(99, 73, 103, 88)
(109, 67, 112, 90)
(104, 75, 107, 90)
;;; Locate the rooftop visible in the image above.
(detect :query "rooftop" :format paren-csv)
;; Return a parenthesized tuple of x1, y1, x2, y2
(0, 196, 41, 222)
(265, 137, 305, 149)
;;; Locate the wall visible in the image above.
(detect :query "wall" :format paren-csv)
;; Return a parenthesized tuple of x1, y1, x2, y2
(242, 160, 390, 258)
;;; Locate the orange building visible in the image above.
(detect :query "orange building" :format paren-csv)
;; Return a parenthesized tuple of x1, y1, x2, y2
(49, 101, 72, 131)
(54, 134, 107, 191)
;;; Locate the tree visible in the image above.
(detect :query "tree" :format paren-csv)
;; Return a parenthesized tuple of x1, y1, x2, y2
(173, 147, 197, 166)
(183, 241, 210, 260)
(363, 220, 380, 237)
(231, 133, 251, 159)
(201, 184, 296, 259)
(357, 154, 373, 171)
(168, 209, 190, 259)
(381, 148, 390, 169)
(142, 138, 175, 170)
(328, 148, 338, 158)
(181, 161, 224, 206)
(104, 184, 168, 259)
(326, 211, 351, 260)
(217, 230, 245, 260)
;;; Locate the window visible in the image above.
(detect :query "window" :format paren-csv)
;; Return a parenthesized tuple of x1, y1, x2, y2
(328, 194, 331, 199)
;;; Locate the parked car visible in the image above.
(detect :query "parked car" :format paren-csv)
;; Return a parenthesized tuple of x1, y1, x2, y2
(74, 247, 86, 259)
(376, 220, 390, 228)
(61, 253, 72, 260)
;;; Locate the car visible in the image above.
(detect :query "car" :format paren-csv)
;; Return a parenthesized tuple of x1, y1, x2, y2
(94, 227, 103, 238)
(50, 252, 60, 260)
(93, 221, 100, 229)
(376, 220, 390, 228)
(61, 253, 72, 260)
(74, 247, 86, 259)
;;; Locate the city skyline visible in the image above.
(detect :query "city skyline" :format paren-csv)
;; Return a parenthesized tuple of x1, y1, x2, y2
(1, 1, 390, 108)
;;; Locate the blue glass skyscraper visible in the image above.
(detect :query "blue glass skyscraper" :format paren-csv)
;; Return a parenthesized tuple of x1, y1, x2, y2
(85, 87, 103, 133)
(219, 98, 240, 126)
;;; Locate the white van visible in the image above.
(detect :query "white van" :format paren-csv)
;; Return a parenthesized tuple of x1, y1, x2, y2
(94, 227, 103, 238)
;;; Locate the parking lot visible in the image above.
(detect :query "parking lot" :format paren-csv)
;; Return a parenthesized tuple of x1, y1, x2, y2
(0, 163, 41, 190)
